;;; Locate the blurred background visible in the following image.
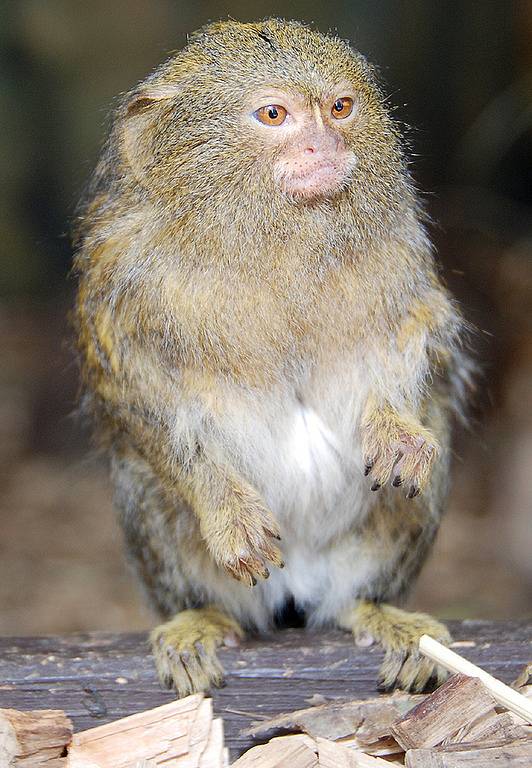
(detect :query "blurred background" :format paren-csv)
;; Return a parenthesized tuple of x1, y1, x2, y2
(1, 1, 531, 636)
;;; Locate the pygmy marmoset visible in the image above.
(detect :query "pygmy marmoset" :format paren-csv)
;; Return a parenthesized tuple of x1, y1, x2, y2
(74, 19, 471, 697)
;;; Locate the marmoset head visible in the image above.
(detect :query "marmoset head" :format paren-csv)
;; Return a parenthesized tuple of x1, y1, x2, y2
(118, 19, 401, 211)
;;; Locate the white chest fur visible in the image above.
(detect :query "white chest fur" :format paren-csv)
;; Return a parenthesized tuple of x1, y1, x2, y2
(215, 359, 372, 542)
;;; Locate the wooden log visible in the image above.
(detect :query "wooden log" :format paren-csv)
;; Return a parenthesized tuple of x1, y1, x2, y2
(390, 674, 495, 750)
(66, 694, 226, 768)
(405, 736, 532, 767)
(0, 708, 73, 767)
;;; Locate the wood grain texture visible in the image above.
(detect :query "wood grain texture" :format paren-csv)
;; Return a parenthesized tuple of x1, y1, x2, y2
(404, 737, 532, 767)
(230, 734, 392, 767)
(0, 621, 529, 761)
(0, 707, 72, 766)
(66, 694, 226, 768)
(390, 674, 495, 750)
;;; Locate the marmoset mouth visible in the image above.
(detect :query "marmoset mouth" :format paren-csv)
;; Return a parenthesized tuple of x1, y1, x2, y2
(281, 163, 348, 198)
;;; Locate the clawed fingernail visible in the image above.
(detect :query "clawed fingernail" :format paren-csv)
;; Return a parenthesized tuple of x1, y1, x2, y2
(393, 475, 403, 487)
(364, 464, 373, 476)
(263, 568, 270, 579)
(407, 486, 420, 498)
(371, 481, 381, 491)
(279, 561, 285, 569)
(251, 577, 257, 587)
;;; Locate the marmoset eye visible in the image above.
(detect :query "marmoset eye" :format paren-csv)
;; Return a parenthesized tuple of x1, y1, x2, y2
(254, 104, 288, 126)
(331, 97, 354, 119)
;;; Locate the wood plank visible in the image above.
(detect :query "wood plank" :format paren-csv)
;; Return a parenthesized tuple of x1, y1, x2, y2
(0, 621, 529, 761)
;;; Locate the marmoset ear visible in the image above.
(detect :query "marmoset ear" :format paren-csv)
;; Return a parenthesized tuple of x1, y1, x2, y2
(121, 83, 181, 184)
(126, 83, 182, 116)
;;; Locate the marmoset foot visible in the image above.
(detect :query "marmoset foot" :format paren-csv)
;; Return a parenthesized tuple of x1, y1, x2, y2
(339, 600, 451, 692)
(150, 606, 244, 697)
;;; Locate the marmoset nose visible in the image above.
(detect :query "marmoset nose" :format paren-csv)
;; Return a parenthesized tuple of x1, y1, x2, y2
(304, 146, 316, 155)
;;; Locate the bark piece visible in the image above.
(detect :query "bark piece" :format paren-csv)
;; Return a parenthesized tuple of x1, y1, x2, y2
(391, 674, 495, 750)
(243, 695, 420, 744)
(0, 708, 72, 767)
(405, 736, 532, 767)
(66, 693, 226, 768)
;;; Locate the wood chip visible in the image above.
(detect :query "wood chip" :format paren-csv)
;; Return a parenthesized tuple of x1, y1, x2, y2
(405, 736, 532, 767)
(338, 733, 403, 758)
(512, 663, 532, 690)
(316, 738, 391, 766)
(0, 707, 73, 767)
(66, 694, 226, 768)
(443, 710, 528, 745)
(231, 735, 392, 767)
(231, 734, 318, 768)
(391, 674, 495, 750)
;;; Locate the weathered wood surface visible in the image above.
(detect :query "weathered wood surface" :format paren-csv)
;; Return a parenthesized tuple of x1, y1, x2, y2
(0, 621, 529, 760)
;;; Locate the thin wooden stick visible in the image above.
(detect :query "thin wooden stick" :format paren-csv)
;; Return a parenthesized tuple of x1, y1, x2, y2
(419, 634, 532, 724)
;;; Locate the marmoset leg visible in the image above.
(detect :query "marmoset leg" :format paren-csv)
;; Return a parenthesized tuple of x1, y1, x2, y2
(112, 447, 264, 696)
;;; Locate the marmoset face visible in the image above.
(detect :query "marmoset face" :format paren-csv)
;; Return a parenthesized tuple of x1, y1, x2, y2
(247, 87, 359, 199)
